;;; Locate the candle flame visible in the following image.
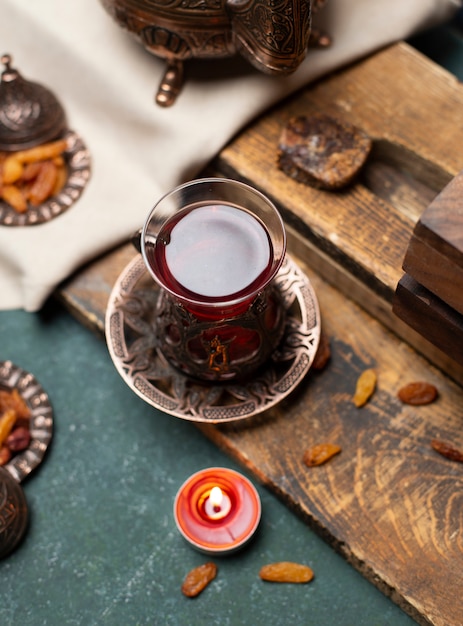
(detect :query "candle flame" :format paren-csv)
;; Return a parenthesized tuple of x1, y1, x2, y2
(209, 486, 223, 508)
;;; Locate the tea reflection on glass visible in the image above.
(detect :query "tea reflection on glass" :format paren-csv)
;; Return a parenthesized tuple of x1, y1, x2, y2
(141, 178, 287, 381)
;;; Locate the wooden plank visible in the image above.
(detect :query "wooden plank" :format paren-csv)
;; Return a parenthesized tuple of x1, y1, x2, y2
(211, 41, 463, 379)
(393, 274, 463, 365)
(403, 170, 463, 315)
(58, 239, 463, 626)
(56, 43, 463, 625)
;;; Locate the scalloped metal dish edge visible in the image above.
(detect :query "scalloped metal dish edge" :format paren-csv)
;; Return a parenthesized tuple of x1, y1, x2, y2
(105, 254, 321, 423)
(0, 129, 91, 227)
(0, 360, 53, 482)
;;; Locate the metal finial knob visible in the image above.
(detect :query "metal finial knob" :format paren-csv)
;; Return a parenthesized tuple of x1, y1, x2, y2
(0, 53, 67, 151)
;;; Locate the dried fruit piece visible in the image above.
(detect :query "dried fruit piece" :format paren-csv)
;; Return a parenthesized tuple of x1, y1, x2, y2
(312, 331, 331, 371)
(0, 388, 31, 419)
(0, 410, 18, 447)
(28, 160, 58, 206)
(21, 161, 42, 182)
(431, 439, 463, 463)
(181, 562, 217, 598)
(259, 562, 314, 583)
(303, 442, 341, 467)
(398, 382, 438, 406)
(6, 427, 31, 452)
(278, 114, 372, 190)
(353, 368, 377, 407)
(14, 138, 68, 164)
(2, 155, 23, 184)
(1, 184, 27, 213)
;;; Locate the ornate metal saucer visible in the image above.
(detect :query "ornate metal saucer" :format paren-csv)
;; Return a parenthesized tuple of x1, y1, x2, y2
(105, 254, 321, 423)
(0, 129, 91, 227)
(0, 360, 53, 482)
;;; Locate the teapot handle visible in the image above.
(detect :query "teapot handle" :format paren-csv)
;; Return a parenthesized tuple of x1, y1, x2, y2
(226, 0, 312, 75)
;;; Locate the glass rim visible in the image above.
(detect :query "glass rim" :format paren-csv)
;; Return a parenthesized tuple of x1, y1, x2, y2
(140, 177, 287, 307)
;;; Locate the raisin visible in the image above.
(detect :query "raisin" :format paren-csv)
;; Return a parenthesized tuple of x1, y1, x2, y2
(312, 331, 331, 371)
(303, 443, 341, 467)
(6, 427, 31, 452)
(431, 439, 463, 463)
(259, 562, 314, 583)
(398, 382, 438, 405)
(353, 368, 376, 407)
(181, 562, 217, 598)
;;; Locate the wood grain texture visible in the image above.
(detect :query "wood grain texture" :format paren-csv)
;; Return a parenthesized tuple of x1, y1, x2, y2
(59, 240, 463, 626)
(212, 42, 463, 378)
(198, 261, 463, 626)
(57, 43, 463, 625)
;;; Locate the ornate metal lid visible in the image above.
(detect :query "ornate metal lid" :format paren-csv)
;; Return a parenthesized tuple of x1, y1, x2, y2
(0, 467, 28, 559)
(0, 54, 67, 151)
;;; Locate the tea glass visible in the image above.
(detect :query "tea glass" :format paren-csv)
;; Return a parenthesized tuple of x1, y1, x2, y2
(140, 178, 287, 381)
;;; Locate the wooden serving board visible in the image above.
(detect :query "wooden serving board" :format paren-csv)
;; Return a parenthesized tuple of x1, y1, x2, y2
(211, 41, 463, 384)
(58, 43, 463, 626)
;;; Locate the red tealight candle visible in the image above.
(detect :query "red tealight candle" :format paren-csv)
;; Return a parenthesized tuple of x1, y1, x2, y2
(174, 467, 261, 555)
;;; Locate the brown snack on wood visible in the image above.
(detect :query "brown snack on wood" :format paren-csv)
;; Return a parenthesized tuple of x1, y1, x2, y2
(303, 442, 341, 467)
(181, 562, 217, 597)
(259, 562, 314, 583)
(398, 382, 438, 405)
(312, 331, 331, 370)
(353, 368, 377, 407)
(430, 439, 463, 463)
(278, 114, 372, 190)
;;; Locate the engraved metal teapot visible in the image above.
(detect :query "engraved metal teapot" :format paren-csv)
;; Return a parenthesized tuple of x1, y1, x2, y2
(99, 0, 327, 106)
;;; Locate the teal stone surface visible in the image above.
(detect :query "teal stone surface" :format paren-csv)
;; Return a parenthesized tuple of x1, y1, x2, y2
(0, 305, 416, 626)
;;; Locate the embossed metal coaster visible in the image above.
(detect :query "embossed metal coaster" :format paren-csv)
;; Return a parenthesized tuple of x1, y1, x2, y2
(106, 255, 321, 423)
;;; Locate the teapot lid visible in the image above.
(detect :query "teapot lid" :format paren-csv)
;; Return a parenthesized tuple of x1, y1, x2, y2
(0, 54, 67, 151)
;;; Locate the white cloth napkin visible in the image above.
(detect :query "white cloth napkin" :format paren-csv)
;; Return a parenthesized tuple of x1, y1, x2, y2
(0, 0, 460, 311)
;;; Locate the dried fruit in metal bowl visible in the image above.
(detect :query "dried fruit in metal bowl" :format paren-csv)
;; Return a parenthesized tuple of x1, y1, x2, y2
(181, 562, 217, 597)
(259, 562, 314, 583)
(0, 138, 68, 213)
(303, 442, 341, 467)
(398, 382, 438, 405)
(353, 368, 377, 407)
(0, 388, 31, 465)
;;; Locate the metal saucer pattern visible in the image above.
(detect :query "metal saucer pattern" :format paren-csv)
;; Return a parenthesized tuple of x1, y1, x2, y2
(105, 254, 321, 423)
(0, 130, 91, 227)
(0, 360, 53, 482)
